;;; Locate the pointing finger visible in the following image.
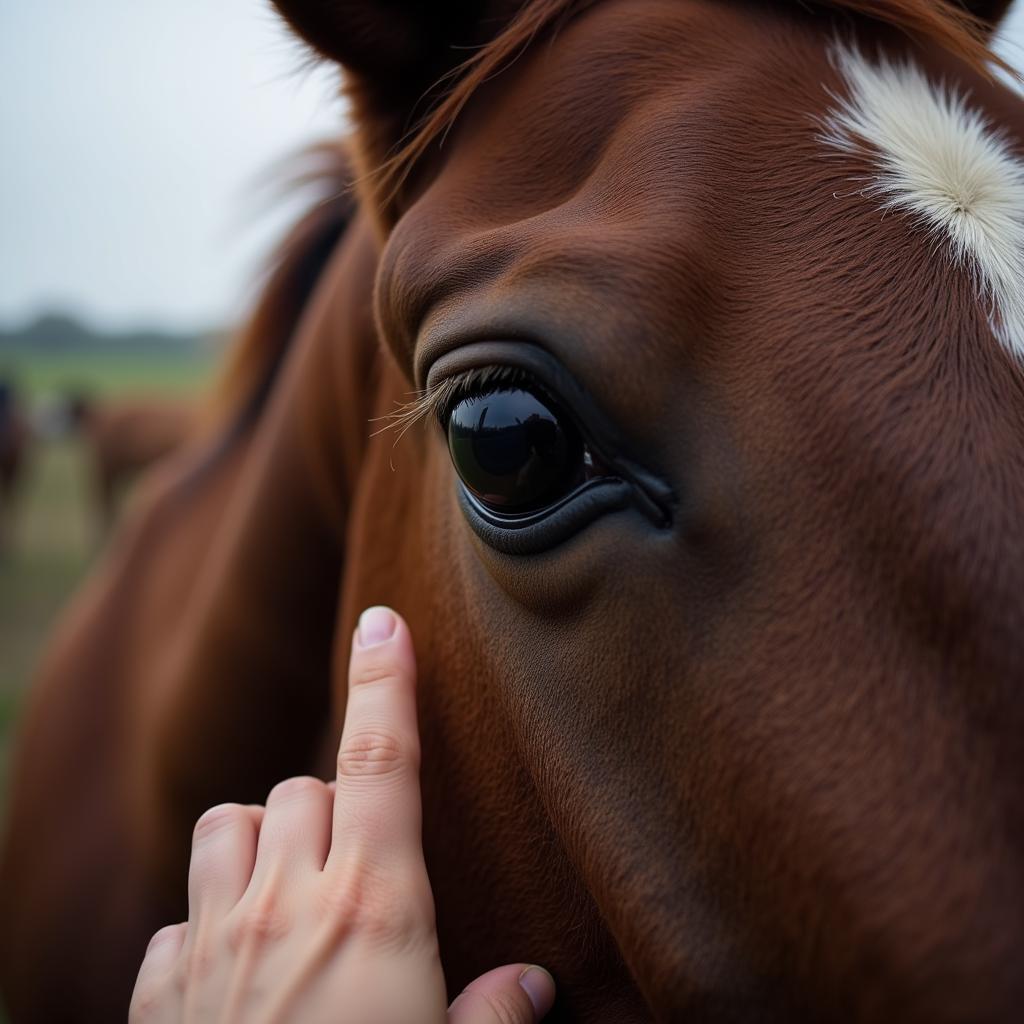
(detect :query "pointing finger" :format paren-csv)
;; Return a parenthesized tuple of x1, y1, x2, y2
(326, 607, 423, 872)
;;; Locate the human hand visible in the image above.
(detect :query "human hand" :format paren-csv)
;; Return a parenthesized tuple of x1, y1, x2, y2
(130, 606, 555, 1023)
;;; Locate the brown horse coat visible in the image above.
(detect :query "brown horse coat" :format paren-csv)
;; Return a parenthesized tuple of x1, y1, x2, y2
(2, 1, 1023, 1020)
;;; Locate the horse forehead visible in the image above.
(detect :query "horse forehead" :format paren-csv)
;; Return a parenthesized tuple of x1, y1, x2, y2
(822, 45, 1024, 365)
(379, 7, 842, 368)
(440, 0, 837, 202)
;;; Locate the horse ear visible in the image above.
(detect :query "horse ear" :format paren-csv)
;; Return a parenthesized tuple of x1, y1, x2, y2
(962, 0, 1016, 32)
(271, 1, 488, 93)
(271, 2, 514, 192)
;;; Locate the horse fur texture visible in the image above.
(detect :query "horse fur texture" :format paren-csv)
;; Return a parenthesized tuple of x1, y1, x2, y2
(823, 45, 1024, 361)
(2, 0, 1024, 1021)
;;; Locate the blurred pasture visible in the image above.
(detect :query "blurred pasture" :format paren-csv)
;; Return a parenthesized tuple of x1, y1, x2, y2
(0, 341, 217, 815)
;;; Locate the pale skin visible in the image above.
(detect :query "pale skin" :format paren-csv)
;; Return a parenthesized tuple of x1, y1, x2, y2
(130, 606, 556, 1023)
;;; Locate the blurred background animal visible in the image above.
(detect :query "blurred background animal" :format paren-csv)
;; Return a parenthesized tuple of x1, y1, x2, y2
(64, 392, 195, 530)
(0, 376, 30, 553)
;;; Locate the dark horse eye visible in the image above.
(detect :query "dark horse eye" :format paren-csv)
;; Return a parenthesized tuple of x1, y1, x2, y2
(446, 387, 586, 515)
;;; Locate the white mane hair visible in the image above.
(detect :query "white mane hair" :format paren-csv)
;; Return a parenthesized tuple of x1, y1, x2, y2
(822, 44, 1024, 363)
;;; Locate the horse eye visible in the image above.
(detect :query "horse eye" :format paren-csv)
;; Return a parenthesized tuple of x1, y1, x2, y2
(446, 386, 586, 516)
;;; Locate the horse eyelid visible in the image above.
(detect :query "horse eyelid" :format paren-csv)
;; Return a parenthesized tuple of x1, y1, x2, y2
(371, 365, 538, 448)
(431, 364, 539, 426)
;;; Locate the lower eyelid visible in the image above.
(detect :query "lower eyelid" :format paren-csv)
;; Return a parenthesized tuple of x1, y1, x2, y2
(457, 477, 634, 555)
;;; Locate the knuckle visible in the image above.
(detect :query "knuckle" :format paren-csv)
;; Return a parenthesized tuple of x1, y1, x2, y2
(146, 923, 183, 953)
(314, 879, 362, 922)
(266, 775, 325, 803)
(130, 982, 165, 1020)
(179, 940, 215, 985)
(346, 872, 430, 942)
(349, 659, 402, 689)
(336, 732, 407, 779)
(227, 905, 291, 951)
(358, 888, 419, 942)
(460, 988, 530, 1024)
(365, 900, 432, 949)
(193, 802, 246, 843)
(319, 865, 432, 947)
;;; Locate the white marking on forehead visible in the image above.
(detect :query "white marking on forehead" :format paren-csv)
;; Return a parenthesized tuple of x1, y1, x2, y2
(822, 46, 1024, 363)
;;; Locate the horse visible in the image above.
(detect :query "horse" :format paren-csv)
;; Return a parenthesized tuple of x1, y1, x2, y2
(2, 0, 1023, 1020)
(0, 376, 30, 553)
(65, 393, 196, 530)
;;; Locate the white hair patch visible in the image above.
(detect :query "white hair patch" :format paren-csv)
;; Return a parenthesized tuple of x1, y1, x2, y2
(822, 46, 1024, 363)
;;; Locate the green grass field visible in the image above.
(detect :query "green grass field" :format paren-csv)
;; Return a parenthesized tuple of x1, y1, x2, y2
(0, 347, 217, 831)
(3, 346, 216, 401)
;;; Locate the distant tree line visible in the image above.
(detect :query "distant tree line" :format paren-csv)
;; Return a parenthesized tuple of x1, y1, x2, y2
(0, 312, 223, 354)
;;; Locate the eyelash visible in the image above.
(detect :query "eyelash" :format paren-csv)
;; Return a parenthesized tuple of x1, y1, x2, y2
(432, 365, 536, 426)
(377, 364, 538, 443)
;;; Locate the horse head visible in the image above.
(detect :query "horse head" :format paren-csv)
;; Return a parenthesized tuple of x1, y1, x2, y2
(2, 1, 1022, 1021)
(266, 0, 1024, 1018)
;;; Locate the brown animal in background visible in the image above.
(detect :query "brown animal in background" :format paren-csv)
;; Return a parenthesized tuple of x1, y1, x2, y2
(3, 0, 1024, 1021)
(68, 395, 195, 529)
(0, 378, 29, 552)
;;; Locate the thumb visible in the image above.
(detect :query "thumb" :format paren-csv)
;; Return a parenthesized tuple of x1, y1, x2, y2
(448, 964, 556, 1023)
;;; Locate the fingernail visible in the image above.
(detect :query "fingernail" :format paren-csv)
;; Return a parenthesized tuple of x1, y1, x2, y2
(357, 606, 397, 647)
(518, 966, 556, 1018)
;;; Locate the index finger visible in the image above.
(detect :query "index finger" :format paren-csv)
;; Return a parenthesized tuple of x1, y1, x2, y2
(325, 607, 424, 871)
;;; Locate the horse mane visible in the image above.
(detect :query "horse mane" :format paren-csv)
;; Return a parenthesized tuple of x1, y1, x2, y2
(374, 0, 1011, 202)
(205, 140, 356, 434)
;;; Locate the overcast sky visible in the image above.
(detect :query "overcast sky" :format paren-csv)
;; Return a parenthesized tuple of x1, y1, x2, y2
(2, 1, 1023, 333)
(0, 0, 343, 333)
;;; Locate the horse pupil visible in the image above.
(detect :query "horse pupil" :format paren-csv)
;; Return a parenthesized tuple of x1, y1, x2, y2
(447, 387, 584, 514)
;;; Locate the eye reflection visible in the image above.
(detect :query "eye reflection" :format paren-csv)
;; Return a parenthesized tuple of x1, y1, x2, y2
(446, 386, 585, 514)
